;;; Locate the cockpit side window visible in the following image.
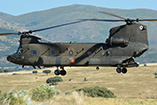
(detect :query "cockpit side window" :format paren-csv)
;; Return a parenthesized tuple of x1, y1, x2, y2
(16, 47, 23, 54)
(19, 49, 23, 54)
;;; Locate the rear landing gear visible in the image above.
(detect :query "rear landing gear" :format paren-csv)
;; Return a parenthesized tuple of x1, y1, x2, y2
(116, 66, 127, 74)
(60, 70, 66, 76)
(116, 67, 122, 73)
(54, 66, 67, 76)
(122, 67, 127, 73)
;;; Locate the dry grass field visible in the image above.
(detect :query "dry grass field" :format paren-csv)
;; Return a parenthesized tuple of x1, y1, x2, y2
(0, 65, 157, 105)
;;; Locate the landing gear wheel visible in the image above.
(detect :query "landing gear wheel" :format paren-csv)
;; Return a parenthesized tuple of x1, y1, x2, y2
(122, 67, 127, 74)
(116, 67, 121, 73)
(54, 69, 60, 75)
(60, 70, 67, 76)
(54, 66, 67, 76)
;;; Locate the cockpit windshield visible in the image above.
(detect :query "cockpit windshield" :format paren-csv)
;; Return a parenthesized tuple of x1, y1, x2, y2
(16, 47, 23, 54)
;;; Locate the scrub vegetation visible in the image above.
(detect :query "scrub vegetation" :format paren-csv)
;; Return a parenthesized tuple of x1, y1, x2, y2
(0, 66, 156, 105)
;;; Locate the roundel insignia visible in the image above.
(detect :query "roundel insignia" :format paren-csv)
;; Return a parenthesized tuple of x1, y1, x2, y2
(69, 50, 74, 56)
(71, 59, 75, 63)
(139, 25, 144, 30)
(87, 51, 92, 55)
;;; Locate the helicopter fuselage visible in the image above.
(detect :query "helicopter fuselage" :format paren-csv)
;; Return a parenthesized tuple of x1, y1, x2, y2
(7, 23, 148, 67)
(7, 41, 147, 67)
(7, 23, 149, 75)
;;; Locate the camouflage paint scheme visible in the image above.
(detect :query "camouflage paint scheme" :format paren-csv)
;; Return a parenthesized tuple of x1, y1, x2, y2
(7, 23, 148, 69)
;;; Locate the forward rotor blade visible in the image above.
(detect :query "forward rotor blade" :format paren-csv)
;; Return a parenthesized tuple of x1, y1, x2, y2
(0, 20, 86, 36)
(31, 20, 86, 33)
(99, 11, 157, 22)
(99, 11, 126, 20)
(0, 32, 19, 36)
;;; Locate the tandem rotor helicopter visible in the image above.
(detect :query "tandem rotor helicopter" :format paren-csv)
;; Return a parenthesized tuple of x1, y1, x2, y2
(0, 11, 157, 76)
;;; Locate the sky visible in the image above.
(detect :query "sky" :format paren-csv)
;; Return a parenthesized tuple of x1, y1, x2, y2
(0, 0, 157, 16)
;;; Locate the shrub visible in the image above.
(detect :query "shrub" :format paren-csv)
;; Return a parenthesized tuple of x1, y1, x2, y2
(76, 86, 116, 98)
(69, 79, 73, 81)
(42, 70, 51, 75)
(32, 70, 38, 74)
(0, 84, 61, 104)
(0, 90, 3, 103)
(73, 86, 77, 89)
(154, 72, 157, 75)
(46, 76, 63, 85)
(30, 84, 60, 101)
(0, 90, 34, 105)
(144, 64, 147, 67)
(12, 73, 18, 75)
(154, 72, 157, 78)
(4, 69, 9, 73)
(0, 69, 2, 73)
(84, 78, 88, 81)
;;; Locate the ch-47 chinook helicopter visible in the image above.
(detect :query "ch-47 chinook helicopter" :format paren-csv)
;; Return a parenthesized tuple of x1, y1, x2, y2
(0, 11, 157, 76)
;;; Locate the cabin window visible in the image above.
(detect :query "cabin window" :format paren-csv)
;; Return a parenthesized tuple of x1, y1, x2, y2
(16, 47, 23, 54)
(19, 49, 23, 54)
(31, 50, 37, 55)
(51, 50, 55, 55)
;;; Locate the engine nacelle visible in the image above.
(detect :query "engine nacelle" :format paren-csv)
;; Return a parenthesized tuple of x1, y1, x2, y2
(106, 37, 129, 46)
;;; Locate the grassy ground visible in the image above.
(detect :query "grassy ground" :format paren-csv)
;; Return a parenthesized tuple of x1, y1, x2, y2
(0, 65, 157, 104)
(84, 98, 157, 105)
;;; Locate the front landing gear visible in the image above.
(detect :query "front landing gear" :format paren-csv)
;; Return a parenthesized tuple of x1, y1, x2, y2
(54, 69, 60, 75)
(116, 67, 122, 73)
(54, 67, 67, 76)
(116, 66, 127, 74)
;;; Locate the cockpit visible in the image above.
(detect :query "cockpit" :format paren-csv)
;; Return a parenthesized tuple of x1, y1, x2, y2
(7, 46, 24, 64)
(16, 47, 23, 54)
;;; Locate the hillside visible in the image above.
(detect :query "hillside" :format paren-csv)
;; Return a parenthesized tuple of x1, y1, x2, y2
(0, 4, 157, 71)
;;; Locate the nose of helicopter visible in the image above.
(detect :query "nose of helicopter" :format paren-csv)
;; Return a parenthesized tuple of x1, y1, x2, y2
(7, 55, 12, 62)
(7, 54, 24, 65)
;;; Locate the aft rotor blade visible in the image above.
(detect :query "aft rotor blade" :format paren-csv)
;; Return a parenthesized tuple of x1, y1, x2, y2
(138, 19, 157, 22)
(31, 20, 86, 33)
(0, 32, 19, 36)
(80, 19, 124, 22)
(99, 11, 126, 20)
(99, 11, 157, 22)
